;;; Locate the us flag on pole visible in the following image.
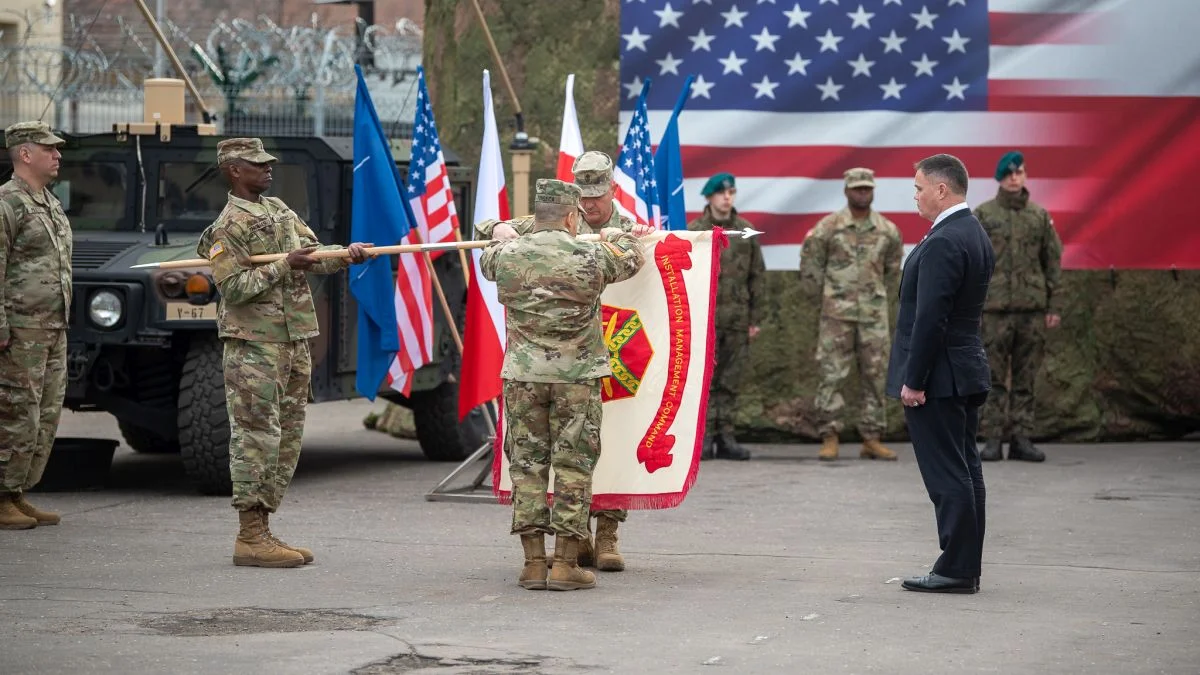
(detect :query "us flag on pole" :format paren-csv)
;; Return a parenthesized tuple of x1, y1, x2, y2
(612, 84, 661, 229)
(620, 0, 1200, 270)
(407, 66, 461, 256)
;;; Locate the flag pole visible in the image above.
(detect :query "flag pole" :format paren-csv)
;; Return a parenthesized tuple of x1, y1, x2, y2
(130, 229, 762, 269)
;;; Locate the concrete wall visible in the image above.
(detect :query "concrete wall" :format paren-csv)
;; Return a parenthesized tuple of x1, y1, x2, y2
(0, 0, 64, 128)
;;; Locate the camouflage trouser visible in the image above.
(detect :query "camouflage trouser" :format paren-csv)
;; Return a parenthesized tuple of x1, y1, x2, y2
(503, 379, 602, 540)
(223, 338, 311, 513)
(0, 328, 66, 495)
(980, 311, 1045, 438)
(814, 317, 890, 439)
(593, 508, 627, 522)
(706, 324, 750, 437)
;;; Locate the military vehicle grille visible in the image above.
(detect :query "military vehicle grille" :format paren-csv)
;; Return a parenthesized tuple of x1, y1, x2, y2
(72, 241, 138, 270)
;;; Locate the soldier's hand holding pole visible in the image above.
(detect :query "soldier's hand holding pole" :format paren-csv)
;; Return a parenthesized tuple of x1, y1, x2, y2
(285, 245, 320, 270)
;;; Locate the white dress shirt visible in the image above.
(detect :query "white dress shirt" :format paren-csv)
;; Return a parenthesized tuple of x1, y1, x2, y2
(931, 201, 970, 229)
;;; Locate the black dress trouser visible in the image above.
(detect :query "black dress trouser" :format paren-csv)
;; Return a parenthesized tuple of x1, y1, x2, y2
(905, 392, 988, 579)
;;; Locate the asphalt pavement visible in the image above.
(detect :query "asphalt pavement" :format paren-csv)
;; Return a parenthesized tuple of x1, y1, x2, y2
(1, 400, 1197, 674)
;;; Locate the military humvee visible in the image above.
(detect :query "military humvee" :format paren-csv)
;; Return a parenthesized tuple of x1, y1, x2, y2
(0, 125, 490, 494)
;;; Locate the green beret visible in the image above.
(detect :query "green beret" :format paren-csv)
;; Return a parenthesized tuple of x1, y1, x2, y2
(995, 150, 1024, 181)
(701, 172, 736, 197)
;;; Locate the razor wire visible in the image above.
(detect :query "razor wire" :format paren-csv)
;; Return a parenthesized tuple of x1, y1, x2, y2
(0, 10, 423, 136)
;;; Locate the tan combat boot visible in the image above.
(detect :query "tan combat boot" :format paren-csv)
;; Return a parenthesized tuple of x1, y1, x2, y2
(818, 435, 839, 461)
(576, 519, 595, 568)
(594, 515, 625, 572)
(861, 438, 898, 461)
(14, 495, 61, 525)
(261, 509, 314, 563)
(548, 536, 597, 591)
(518, 533, 548, 590)
(232, 510, 305, 568)
(0, 495, 38, 530)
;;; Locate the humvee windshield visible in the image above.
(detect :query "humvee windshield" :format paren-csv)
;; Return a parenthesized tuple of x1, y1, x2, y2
(159, 162, 312, 230)
(0, 161, 129, 231)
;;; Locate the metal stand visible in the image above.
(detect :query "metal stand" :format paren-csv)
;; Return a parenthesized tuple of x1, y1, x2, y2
(424, 437, 499, 503)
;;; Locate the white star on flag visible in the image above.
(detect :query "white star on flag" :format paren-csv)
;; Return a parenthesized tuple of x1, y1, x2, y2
(654, 2, 684, 27)
(752, 75, 780, 99)
(942, 76, 968, 100)
(817, 29, 843, 52)
(847, 5, 875, 29)
(943, 29, 970, 53)
(817, 76, 844, 100)
(784, 4, 812, 28)
(911, 6, 938, 30)
(880, 77, 906, 99)
(721, 5, 749, 27)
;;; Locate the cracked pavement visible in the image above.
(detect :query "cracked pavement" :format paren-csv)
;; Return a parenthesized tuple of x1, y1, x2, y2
(1, 400, 1197, 673)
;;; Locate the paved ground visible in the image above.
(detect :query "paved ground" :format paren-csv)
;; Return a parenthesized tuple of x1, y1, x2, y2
(1, 400, 1197, 674)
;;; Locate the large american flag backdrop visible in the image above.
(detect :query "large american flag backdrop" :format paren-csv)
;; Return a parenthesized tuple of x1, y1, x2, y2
(619, 0, 1200, 270)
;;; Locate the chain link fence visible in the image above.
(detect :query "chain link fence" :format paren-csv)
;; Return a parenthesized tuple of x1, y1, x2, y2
(0, 9, 422, 138)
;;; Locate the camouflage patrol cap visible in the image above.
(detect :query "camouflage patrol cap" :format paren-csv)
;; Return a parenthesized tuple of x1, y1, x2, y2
(844, 167, 876, 189)
(534, 179, 582, 206)
(5, 121, 66, 149)
(571, 151, 614, 197)
(217, 138, 278, 165)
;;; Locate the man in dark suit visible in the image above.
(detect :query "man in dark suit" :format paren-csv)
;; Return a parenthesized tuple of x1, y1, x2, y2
(886, 154, 995, 594)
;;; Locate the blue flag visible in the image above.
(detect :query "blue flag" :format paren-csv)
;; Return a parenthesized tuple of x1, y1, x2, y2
(350, 65, 411, 400)
(654, 76, 693, 231)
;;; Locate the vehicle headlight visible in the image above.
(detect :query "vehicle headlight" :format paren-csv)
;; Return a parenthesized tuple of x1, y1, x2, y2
(88, 290, 124, 328)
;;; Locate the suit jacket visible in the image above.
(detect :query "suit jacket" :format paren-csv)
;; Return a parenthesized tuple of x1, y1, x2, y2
(886, 207, 996, 399)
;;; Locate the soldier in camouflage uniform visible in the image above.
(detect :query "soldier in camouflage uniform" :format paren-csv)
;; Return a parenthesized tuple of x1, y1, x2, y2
(687, 173, 765, 461)
(479, 151, 653, 573)
(974, 151, 1063, 462)
(481, 179, 644, 591)
(0, 121, 72, 530)
(197, 138, 370, 567)
(800, 168, 904, 462)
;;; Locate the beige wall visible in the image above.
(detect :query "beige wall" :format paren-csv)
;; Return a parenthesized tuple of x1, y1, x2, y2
(0, 0, 64, 129)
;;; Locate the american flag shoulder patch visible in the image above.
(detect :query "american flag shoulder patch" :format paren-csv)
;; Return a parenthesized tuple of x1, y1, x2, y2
(208, 241, 226, 258)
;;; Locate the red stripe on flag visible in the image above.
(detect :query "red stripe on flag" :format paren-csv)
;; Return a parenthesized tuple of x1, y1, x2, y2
(989, 11, 1108, 46)
(557, 151, 577, 183)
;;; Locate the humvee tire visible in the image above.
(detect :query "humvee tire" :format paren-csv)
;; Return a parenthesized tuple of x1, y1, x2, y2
(410, 381, 492, 462)
(117, 352, 183, 454)
(118, 420, 180, 454)
(178, 334, 232, 495)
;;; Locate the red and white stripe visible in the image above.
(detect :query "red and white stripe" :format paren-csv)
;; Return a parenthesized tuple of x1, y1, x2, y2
(622, 0, 1200, 270)
(409, 151, 460, 257)
(557, 74, 584, 183)
(612, 168, 654, 229)
(458, 69, 509, 421)
(385, 228, 434, 397)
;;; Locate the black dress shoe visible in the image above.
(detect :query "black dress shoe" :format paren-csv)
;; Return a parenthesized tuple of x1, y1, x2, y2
(700, 436, 716, 461)
(975, 577, 981, 592)
(1008, 435, 1046, 462)
(980, 438, 1003, 461)
(901, 573, 977, 594)
(716, 433, 751, 461)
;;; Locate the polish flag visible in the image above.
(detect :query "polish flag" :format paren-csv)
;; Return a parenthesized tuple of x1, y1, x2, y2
(556, 74, 584, 183)
(458, 69, 509, 421)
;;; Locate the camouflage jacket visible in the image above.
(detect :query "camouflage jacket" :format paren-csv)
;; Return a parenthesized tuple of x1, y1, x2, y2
(687, 208, 766, 329)
(799, 207, 903, 324)
(473, 201, 635, 239)
(197, 193, 347, 342)
(974, 187, 1062, 313)
(0, 175, 73, 341)
(481, 222, 645, 383)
